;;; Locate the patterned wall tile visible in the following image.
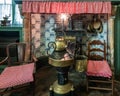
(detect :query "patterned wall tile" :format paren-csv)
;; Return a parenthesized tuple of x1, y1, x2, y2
(30, 14, 113, 65)
(31, 14, 41, 58)
(44, 15, 56, 55)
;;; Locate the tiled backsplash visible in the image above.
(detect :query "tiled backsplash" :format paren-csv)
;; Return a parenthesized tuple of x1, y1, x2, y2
(30, 14, 112, 64)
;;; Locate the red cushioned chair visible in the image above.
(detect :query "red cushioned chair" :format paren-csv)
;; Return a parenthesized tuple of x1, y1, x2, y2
(86, 40, 114, 96)
(0, 42, 37, 96)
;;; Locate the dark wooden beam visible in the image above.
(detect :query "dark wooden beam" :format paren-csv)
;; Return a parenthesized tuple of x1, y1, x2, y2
(14, 0, 22, 4)
(111, 1, 120, 5)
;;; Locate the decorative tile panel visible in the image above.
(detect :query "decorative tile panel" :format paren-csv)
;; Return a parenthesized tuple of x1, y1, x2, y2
(44, 15, 56, 55)
(31, 14, 42, 57)
(29, 13, 112, 66)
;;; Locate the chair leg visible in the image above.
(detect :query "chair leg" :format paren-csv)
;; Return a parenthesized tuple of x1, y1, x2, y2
(32, 74, 36, 96)
(86, 76, 89, 92)
(112, 76, 114, 96)
(30, 81, 35, 96)
(0, 88, 9, 96)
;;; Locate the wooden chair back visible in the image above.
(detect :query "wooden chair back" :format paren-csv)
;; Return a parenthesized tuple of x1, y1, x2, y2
(88, 40, 106, 60)
(87, 40, 114, 96)
(6, 43, 26, 66)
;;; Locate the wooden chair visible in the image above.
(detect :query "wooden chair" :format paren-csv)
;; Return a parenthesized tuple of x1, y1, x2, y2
(0, 42, 37, 96)
(86, 40, 114, 95)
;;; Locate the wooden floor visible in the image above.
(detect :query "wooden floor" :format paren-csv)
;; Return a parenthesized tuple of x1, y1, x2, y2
(35, 65, 120, 96)
(9, 65, 120, 96)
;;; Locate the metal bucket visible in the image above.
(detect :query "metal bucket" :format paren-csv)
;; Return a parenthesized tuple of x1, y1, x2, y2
(75, 59, 87, 72)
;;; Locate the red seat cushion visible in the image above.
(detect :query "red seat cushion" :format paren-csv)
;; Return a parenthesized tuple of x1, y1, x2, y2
(87, 60, 112, 78)
(0, 63, 34, 89)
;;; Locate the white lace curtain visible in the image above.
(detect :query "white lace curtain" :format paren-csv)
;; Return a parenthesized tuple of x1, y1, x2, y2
(0, 4, 12, 20)
(0, 0, 22, 24)
(14, 4, 23, 24)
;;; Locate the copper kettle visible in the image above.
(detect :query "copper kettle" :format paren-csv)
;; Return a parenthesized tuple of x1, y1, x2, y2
(47, 36, 67, 53)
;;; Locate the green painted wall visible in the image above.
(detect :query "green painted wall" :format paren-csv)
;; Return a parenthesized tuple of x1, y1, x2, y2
(114, 6, 120, 79)
(111, 0, 120, 1)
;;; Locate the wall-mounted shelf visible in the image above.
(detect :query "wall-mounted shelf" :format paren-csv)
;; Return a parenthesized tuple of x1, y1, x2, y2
(57, 29, 86, 36)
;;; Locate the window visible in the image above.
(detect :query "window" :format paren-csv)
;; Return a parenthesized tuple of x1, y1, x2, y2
(0, 0, 22, 25)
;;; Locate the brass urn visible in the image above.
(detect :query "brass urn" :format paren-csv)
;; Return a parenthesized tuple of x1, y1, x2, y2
(48, 36, 74, 96)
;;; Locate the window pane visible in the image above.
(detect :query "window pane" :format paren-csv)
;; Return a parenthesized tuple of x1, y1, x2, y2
(0, 0, 4, 4)
(14, 5, 23, 24)
(5, 0, 12, 4)
(0, 0, 12, 4)
(0, 4, 12, 20)
(0, 0, 22, 25)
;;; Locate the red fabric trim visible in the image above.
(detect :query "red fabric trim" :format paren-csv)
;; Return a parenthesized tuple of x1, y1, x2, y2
(22, 1, 111, 14)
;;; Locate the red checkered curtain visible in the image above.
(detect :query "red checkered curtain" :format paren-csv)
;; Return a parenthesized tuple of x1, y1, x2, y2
(22, 1, 111, 14)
